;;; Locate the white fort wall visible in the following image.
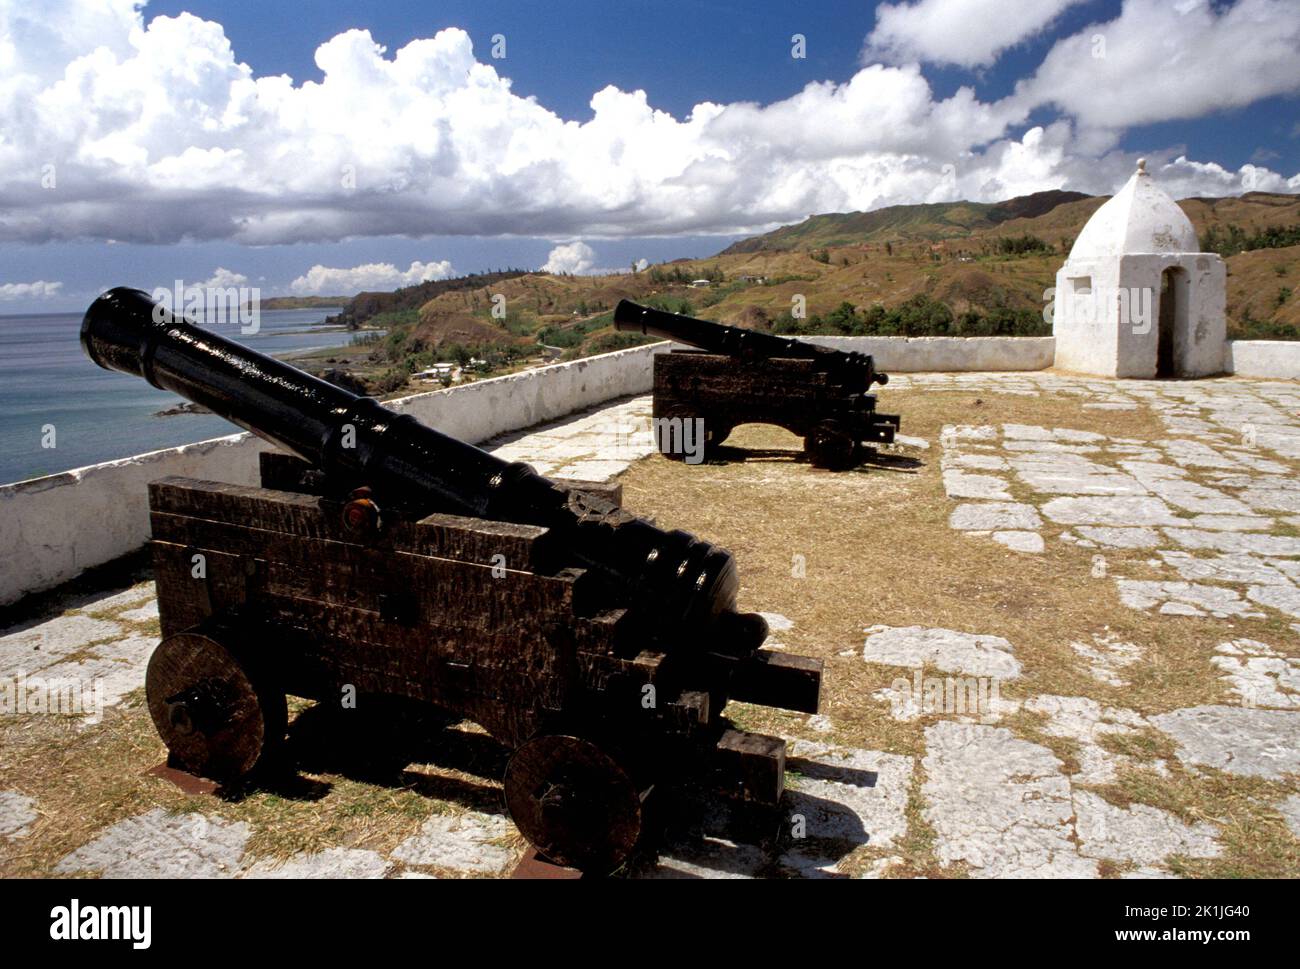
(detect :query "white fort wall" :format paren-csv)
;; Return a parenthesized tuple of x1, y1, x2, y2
(0, 341, 666, 607)
(803, 335, 1056, 372)
(2, 334, 1297, 607)
(1223, 340, 1300, 381)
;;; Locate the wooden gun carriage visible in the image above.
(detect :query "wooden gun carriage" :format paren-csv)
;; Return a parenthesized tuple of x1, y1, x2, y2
(82, 288, 823, 873)
(615, 300, 901, 469)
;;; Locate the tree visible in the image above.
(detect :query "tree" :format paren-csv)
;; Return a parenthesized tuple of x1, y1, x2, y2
(995, 234, 1052, 256)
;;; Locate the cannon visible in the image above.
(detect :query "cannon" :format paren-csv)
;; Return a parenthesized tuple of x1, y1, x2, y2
(82, 288, 822, 873)
(614, 300, 901, 469)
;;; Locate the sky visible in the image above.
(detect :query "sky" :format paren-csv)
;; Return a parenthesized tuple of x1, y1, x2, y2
(1, 0, 1298, 313)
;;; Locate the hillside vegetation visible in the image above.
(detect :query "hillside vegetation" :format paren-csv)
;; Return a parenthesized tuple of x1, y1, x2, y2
(326, 270, 530, 329)
(720, 189, 1091, 253)
(259, 295, 349, 310)
(320, 189, 1300, 395)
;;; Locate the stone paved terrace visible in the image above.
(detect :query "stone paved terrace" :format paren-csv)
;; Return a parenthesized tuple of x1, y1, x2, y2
(2, 374, 1299, 878)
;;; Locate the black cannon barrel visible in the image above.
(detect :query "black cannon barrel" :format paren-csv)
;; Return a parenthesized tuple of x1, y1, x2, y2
(613, 299, 887, 387)
(82, 288, 748, 636)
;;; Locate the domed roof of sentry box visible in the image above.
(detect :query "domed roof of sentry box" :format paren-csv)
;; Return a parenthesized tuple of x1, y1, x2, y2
(1068, 159, 1199, 261)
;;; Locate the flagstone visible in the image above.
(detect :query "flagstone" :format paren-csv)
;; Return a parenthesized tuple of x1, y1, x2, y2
(1280, 796, 1300, 840)
(922, 722, 1096, 878)
(1187, 514, 1273, 531)
(1075, 526, 1161, 548)
(55, 810, 249, 878)
(0, 615, 124, 678)
(390, 812, 516, 873)
(1164, 528, 1300, 557)
(944, 453, 1009, 471)
(243, 847, 391, 879)
(942, 470, 1012, 500)
(992, 530, 1044, 553)
(1042, 496, 1181, 527)
(862, 625, 1022, 679)
(0, 791, 37, 840)
(1150, 706, 1300, 779)
(1211, 640, 1300, 710)
(949, 502, 1042, 532)
(1073, 792, 1220, 864)
(1116, 580, 1264, 619)
(1247, 584, 1300, 620)
(1070, 635, 1144, 687)
(1157, 551, 1293, 587)
(784, 741, 913, 849)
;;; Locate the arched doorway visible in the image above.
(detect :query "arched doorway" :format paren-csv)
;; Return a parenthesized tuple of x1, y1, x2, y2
(1156, 267, 1187, 377)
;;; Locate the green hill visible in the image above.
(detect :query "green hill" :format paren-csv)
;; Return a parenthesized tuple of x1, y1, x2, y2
(258, 295, 349, 310)
(313, 188, 1300, 398)
(326, 270, 531, 329)
(722, 190, 1091, 254)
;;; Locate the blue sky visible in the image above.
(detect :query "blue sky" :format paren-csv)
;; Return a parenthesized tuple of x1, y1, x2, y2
(1, 0, 1297, 312)
(140, 0, 1300, 169)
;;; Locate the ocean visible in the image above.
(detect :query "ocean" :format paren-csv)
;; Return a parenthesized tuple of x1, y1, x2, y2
(0, 307, 351, 485)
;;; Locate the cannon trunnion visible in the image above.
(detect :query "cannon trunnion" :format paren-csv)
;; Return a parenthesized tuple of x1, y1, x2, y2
(82, 288, 824, 873)
(614, 300, 901, 469)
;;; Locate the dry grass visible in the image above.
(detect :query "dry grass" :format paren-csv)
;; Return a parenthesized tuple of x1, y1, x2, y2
(1086, 764, 1300, 879)
(620, 386, 1260, 747)
(2, 382, 1296, 878)
(617, 383, 1300, 876)
(0, 693, 520, 877)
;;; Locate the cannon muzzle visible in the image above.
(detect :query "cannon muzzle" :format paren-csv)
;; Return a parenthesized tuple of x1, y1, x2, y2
(83, 288, 755, 642)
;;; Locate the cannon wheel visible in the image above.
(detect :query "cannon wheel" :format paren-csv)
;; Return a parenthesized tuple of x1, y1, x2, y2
(698, 420, 733, 461)
(654, 405, 731, 462)
(145, 627, 286, 783)
(804, 419, 858, 470)
(504, 734, 643, 873)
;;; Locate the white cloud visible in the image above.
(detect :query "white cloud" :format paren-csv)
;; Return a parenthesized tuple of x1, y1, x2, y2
(864, 0, 1086, 68)
(199, 267, 249, 288)
(1146, 156, 1300, 198)
(1016, 0, 1300, 131)
(541, 242, 596, 274)
(0, 0, 1294, 250)
(289, 260, 455, 295)
(0, 280, 63, 300)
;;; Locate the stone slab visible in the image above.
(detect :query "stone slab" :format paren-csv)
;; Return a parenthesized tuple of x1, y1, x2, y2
(1150, 706, 1300, 779)
(949, 502, 1042, 531)
(1073, 791, 1220, 865)
(1042, 496, 1181, 527)
(390, 812, 515, 873)
(785, 741, 914, 851)
(862, 625, 1022, 679)
(242, 846, 392, 879)
(55, 809, 249, 878)
(922, 721, 1096, 878)
(0, 790, 37, 840)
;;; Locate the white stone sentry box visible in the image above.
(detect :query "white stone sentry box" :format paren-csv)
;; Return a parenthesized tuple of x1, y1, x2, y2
(1053, 159, 1226, 379)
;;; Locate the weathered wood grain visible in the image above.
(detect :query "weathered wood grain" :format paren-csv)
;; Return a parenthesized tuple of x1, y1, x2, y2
(145, 475, 824, 871)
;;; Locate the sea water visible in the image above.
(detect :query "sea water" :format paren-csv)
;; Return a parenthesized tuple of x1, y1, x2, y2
(0, 308, 350, 484)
